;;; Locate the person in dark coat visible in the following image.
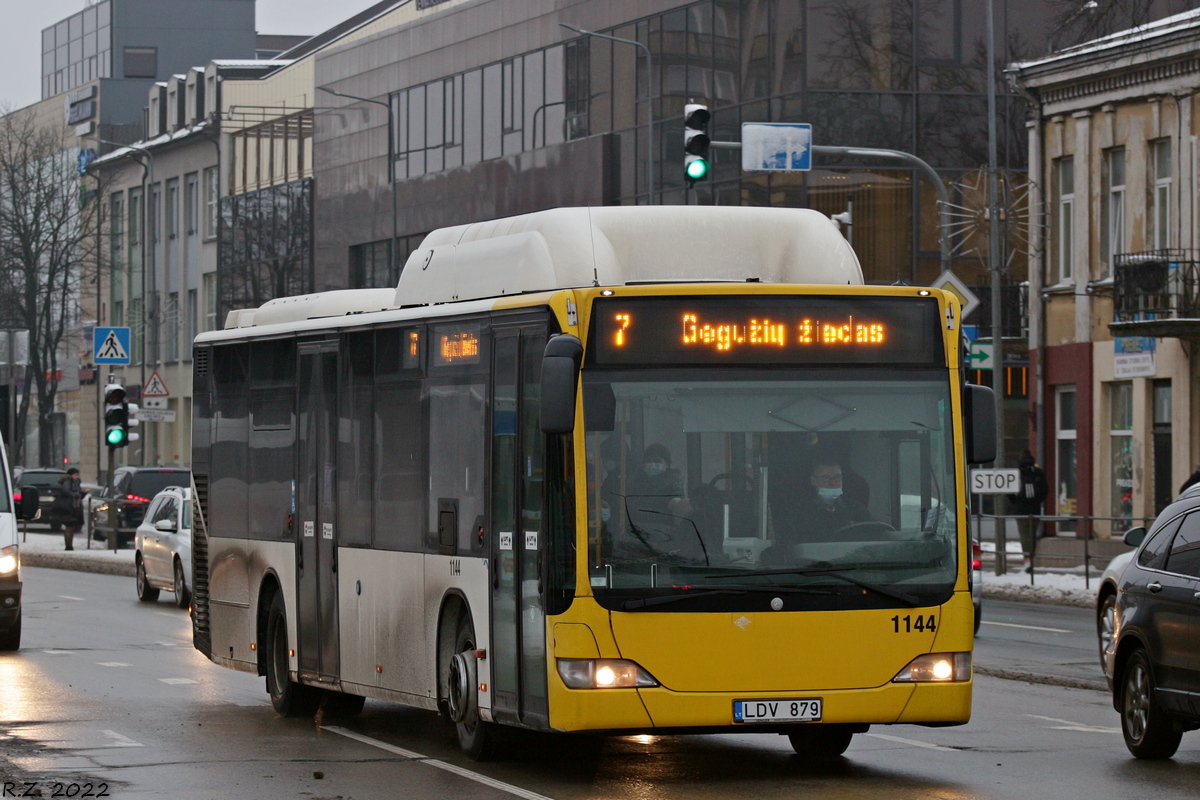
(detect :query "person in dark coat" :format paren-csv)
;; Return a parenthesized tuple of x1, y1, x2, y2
(765, 458, 873, 563)
(1009, 450, 1048, 573)
(53, 468, 86, 551)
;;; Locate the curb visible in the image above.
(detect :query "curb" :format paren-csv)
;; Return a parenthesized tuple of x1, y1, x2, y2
(22, 552, 136, 578)
(981, 583, 1092, 609)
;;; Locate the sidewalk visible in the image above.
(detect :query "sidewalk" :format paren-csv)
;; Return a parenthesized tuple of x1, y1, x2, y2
(14, 527, 136, 577)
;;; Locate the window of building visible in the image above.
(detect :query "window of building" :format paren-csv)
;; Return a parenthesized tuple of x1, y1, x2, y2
(203, 272, 217, 332)
(1055, 157, 1074, 283)
(128, 187, 142, 247)
(1153, 379, 1172, 515)
(1109, 382, 1133, 528)
(123, 46, 157, 79)
(149, 184, 161, 245)
(1056, 386, 1077, 516)
(109, 192, 124, 303)
(185, 289, 197, 361)
(203, 167, 219, 239)
(1101, 147, 1124, 271)
(350, 240, 393, 289)
(165, 178, 179, 239)
(184, 173, 198, 236)
(166, 292, 179, 362)
(1152, 138, 1171, 250)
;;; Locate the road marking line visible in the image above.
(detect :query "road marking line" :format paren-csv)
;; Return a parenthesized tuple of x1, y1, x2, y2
(41, 650, 72, 655)
(158, 678, 198, 685)
(58, 595, 83, 600)
(981, 621, 1071, 633)
(1026, 715, 1120, 733)
(101, 730, 144, 748)
(865, 733, 958, 752)
(153, 611, 179, 618)
(96, 662, 131, 667)
(324, 725, 555, 800)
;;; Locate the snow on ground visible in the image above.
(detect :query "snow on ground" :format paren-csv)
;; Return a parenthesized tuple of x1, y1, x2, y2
(14, 528, 136, 576)
(980, 569, 1096, 609)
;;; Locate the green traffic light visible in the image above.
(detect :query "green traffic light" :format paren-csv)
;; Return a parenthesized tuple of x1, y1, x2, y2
(686, 158, 709, 180)
(106, 427, 127, 446)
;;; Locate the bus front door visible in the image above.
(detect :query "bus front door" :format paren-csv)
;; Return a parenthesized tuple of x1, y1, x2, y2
(489, 327, 549, 728)
(296, 342, 340, 682)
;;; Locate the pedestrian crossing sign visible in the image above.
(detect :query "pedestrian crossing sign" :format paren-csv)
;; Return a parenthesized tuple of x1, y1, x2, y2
(143, 370, 170, 397)
(94, 327, 131, 364)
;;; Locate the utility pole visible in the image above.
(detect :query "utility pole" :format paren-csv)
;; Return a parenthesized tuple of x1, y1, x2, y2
(987, 0, 1006, 469)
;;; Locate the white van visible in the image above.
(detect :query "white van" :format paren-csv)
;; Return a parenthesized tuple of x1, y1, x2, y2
(1, 436, 41, 650)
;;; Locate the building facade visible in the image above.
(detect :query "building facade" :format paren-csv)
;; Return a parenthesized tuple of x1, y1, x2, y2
(1012, 9, 1200, 535)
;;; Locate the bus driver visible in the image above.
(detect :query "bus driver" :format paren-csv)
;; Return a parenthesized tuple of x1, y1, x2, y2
(765, 459, 873, 562)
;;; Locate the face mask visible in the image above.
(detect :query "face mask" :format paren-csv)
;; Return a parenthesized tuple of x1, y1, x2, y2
(818, 487, 843, 501)
(644, 462, 666, 477)
(601, 507, 611, 523)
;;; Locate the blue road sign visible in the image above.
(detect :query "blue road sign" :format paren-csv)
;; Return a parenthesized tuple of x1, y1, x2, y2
(962, 325, 980, 343)
(741, 123, 812, 172)
(94, 327, 131, 365)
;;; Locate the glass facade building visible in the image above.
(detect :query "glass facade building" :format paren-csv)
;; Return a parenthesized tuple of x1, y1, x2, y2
(42, 1, 113, 99)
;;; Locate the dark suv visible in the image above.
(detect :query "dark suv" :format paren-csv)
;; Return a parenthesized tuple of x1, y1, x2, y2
(92, 467, 190, 545)
(13, 468, 68, 529)
(1107, 497, 1200, 759)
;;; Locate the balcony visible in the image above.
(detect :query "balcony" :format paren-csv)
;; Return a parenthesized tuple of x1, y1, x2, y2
(1109, 250, 1200, 338)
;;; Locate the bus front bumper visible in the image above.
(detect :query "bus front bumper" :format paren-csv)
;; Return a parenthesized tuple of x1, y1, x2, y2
(548, 677, 972, 733)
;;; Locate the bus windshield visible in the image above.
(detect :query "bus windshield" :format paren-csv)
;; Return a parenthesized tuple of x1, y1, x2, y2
(582, 368, 959, 611)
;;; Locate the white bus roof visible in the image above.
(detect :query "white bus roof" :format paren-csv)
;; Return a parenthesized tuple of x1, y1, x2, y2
(230, 206, 861, 330)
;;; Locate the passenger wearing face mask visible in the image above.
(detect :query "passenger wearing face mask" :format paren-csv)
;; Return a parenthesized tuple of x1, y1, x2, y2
(627, 443, 686, 516)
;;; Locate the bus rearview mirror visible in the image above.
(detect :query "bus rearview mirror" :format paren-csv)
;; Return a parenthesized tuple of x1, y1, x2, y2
(541, 335, 583, 434)
(964, 384, 997, 465)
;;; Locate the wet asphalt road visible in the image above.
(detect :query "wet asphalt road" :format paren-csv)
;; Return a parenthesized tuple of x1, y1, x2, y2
(2, 568, 1199, 800)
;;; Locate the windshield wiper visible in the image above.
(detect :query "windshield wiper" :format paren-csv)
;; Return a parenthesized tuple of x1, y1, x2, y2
(619, 585, 830, 611)
(705, 566, 921, 607)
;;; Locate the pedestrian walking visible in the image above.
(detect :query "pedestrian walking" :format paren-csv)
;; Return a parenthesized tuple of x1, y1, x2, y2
(1009, 450, 1048, 573)
(53, 468, 86, 551)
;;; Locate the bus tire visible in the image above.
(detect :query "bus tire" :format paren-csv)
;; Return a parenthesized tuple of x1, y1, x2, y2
(136, 555, 159, 602)
(450, 615, 501, 761)
(266, 592, 321, 717)
(0, 613, 20, 651)
(787, 725, 856, 757)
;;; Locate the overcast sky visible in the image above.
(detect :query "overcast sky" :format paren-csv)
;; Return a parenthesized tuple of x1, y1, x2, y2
(0, 0, 381, 111)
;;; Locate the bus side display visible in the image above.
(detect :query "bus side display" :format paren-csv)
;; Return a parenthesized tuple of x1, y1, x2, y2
(588, 296, 943, 366)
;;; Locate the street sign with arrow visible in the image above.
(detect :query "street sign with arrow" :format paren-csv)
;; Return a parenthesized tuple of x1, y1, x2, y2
(968, 342, 994, 370)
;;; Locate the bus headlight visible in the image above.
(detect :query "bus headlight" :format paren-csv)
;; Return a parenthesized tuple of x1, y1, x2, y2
(892, 652, 971, 682)
(557, 659, 659, 689)
(0, 546, 18, 575)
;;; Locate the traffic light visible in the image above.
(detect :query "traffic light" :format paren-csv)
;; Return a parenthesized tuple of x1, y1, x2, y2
(103, 383, 128, 448)
(683, 103, 711, 184)
(126, 402, 140, 444)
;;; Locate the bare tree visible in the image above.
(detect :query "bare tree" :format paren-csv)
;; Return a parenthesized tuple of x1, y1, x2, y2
(1048, 0, 1196, 51)
(0, 109, 103, 466)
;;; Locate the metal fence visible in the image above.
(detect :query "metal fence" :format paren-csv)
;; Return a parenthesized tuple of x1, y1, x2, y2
(973, 513, 1155, 590)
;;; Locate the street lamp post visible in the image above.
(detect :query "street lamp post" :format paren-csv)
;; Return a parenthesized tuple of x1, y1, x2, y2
(559, 23, 655, 204)
(986, 0, 1005, 470)
(316, 86, 400, 282)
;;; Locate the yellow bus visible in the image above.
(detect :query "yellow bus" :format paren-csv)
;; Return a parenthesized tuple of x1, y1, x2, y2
(191, 206, 995, 759)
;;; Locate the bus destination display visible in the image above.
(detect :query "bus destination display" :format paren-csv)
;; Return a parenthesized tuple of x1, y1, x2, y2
(590, 296, 941, 366)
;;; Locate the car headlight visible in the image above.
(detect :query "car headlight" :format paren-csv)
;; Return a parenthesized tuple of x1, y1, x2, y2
(892, 652, 971, 682)
(0, 545, 18, 575)
(556, 659, 659, 689)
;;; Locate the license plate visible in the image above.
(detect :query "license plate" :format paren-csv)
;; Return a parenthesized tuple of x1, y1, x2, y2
(734, 698, 822, 723)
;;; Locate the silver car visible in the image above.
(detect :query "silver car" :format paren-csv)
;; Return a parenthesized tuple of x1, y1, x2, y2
(134, 486, 191, 608)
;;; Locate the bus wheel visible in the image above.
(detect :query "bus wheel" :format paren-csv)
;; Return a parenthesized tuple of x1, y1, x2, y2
(449, 616, 500, 760)
(787, 725, 856, 757)
(266, 593, 321, 717)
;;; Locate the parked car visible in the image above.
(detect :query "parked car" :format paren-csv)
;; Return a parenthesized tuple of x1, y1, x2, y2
(972, 537, 983, 634)
(91, 467, 190, 547)
(12, 468, 67, 530)
(134, 486, 191, 608)
(1106, 493, 1200, 759)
